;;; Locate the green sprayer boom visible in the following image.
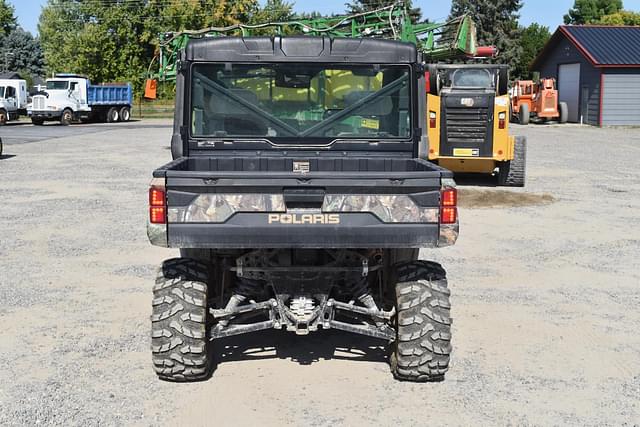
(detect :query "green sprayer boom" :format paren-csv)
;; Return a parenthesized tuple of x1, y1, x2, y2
(145, 3, 477, 96)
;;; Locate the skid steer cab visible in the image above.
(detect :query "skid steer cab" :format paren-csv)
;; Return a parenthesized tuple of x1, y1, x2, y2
(426, 64, 526, 187)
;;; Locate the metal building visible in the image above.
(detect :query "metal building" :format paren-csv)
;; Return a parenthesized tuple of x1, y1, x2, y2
(531, 26, 640, 126)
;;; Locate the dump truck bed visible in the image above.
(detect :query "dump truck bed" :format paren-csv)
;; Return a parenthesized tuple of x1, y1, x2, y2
(87, 84, 132, 106)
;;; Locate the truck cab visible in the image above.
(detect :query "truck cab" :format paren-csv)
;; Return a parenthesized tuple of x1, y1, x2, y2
(28, 74, 132, 125)
(0, 79, 28, 125)
(29, 75, 91, 125)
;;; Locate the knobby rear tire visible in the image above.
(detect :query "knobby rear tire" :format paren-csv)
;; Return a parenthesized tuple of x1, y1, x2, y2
(390, 261, 452, 382)
(151, 258, 212, 382)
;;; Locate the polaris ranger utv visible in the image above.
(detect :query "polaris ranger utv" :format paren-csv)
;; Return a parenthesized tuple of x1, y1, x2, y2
(147, 36, 459, 382)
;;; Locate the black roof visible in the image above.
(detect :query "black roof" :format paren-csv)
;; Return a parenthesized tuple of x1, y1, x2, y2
(185, 36, 417, 64)
(0, 72, 22, 79)
(532, 25, 640, 69)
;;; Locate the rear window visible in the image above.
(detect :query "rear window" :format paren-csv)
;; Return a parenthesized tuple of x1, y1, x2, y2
(190, 63, 412, 143)
(450, 69, 494, 88)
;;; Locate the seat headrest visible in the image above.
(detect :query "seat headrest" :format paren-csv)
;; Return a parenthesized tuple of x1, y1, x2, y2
(208, 88, 259, 114)
(343, 91, 393, 116)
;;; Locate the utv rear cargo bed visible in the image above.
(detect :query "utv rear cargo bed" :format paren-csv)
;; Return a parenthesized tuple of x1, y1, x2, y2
(151, 156, 455, 249)
(154, 156, 452, 178)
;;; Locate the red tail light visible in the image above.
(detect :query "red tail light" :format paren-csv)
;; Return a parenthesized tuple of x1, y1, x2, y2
(149, 187, 166, 224)
(498, 112, 506, 129)
(150, 206, 166, 224)
(440, 207, 457, 224)
(149, 188, 165, 207)
(441, 188, 457, 207)
(440, 188, 458, 224)
(429, 111, 437, 128)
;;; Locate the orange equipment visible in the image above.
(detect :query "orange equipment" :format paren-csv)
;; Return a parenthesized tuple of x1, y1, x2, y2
(510, 78, 568, 125)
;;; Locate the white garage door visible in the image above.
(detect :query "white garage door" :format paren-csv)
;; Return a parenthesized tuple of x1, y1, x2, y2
(558, 63, 580, 123)
(602, 74, 640, 125)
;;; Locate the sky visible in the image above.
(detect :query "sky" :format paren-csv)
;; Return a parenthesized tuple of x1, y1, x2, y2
(8, 0, 640, 36)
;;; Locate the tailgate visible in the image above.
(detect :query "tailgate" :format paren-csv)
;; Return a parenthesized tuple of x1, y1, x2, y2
(150, 157, 457, 249)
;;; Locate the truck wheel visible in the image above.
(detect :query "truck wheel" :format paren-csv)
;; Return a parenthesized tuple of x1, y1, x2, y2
(31, 118, 44, 126)
(558, 102, 568, 124)
(498, 136, 527, 187)
(60, 109, 73, 126)
(390, 260, 452, 382)
(426, 64, 440, 95)
(119, 106, 131, 122)
(106, 107, 119, 123)
(519, 104, 530, 125)
(152, 258, 211, 381)
(0, 109, 7, 125)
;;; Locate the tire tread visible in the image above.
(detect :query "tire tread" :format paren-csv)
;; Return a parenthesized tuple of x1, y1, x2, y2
(391, 261, 452, 382)
(151, 258, 210, 381)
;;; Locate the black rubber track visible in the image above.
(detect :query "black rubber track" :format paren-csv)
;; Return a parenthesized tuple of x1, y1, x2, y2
(390, 260, 452, 382)
(151, 258, 211, 381)
(500, 136, 527, 187)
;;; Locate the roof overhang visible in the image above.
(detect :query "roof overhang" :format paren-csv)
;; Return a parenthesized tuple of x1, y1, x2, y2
(185, 36, 418, 64)
(530, 25, 640, 71)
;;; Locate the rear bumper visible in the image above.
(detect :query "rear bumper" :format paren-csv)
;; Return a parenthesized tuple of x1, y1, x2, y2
(29, 110, 62, 120)
(437, 157, 498, 174)
(149, 213, 458, 249)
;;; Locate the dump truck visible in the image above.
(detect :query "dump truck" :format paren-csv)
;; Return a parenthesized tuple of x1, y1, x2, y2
(145, 6, 475, 382)
(426, 64, 527, 186)
(0, 79, 28, 125)
(28, 74, 132, 125)
(511, 78, 568, 125)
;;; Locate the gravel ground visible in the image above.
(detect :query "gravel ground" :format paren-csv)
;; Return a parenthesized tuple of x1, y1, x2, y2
(0, 121, 639, 426)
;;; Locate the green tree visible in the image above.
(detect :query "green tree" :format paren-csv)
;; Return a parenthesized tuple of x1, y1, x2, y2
(0, 0, 16, 36)
(252, 0, 294, 23)
(0, 3, 43, 77)
(513, 23, 550, 79)
(0, 27, 45, 77)
(563, 0, 623, 24)
(38, 0, 268, 95)
(599, 10, 640, 25)
(449, 0, 523, 72)
(346, 0, 422, 23)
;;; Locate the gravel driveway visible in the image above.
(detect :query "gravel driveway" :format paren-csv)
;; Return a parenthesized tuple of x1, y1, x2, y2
(0, 121, 638, 425)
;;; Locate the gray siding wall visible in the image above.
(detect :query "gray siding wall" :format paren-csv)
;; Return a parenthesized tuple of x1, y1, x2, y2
(602, 69, 640, 125)
(535, 37, 601, 125)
